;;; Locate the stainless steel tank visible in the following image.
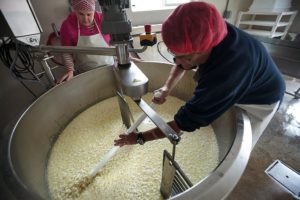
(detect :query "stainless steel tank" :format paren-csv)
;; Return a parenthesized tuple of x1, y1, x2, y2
(5, 62, 252, 200)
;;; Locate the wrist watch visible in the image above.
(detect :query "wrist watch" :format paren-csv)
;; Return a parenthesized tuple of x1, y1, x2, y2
(136, 132, 145, 145)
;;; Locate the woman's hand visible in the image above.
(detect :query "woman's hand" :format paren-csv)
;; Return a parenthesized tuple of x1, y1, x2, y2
(129, 56, 143, 63)
(56, 70, 74, 84)
(152, 87, 169, 105)
(114, 132, 138, 147)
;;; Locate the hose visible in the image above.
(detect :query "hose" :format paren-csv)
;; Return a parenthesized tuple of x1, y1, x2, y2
(157, 41, 173, 63)
(0, 38, 43, 82)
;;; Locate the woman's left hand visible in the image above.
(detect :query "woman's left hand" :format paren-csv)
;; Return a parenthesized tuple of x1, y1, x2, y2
(56, 70, 74, 84)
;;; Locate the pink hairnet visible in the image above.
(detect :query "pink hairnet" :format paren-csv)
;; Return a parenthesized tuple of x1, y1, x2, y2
(162, 2, 228, 54)
(71, 0, 96, 11)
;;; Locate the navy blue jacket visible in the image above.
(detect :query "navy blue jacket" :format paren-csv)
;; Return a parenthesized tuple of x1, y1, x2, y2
(174, 23, 285, 132)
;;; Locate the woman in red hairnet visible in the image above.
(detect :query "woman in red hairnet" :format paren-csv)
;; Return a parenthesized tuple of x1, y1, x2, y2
(114, 2, 285, 149)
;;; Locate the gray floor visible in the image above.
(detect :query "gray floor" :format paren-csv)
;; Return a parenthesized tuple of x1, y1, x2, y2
(227, 76, 300, 200)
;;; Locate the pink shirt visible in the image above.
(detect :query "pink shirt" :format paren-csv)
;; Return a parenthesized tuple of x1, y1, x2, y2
(59, 11, 111, 71)
(60, 11, 111, 46)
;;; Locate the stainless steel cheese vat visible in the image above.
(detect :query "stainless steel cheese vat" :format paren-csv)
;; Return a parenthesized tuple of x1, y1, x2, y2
(4, 61, 252, 200)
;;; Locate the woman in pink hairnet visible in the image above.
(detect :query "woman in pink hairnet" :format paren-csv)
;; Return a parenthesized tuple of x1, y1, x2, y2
(57, 0, 114, 83)
(57, 0, 140, 83)
(114, 2, 285, 148)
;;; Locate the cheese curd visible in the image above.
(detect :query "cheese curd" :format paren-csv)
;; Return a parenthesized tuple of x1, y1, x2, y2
(47, 94, 219, 200)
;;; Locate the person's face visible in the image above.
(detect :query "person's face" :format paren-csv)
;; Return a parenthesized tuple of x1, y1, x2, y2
(75, 10, 94, 27)
(168, 49, 212, 70)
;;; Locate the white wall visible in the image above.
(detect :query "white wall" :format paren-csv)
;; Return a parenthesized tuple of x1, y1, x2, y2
(28, 0, 254, 43)
(29, 0, 70, 43)
(290, 0, 300, 34)
(233, 0, 300, 35)
(27, 0, 300, 43)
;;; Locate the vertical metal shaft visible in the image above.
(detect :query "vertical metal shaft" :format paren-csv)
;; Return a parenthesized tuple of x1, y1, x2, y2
(172, 143, 176, 161)
(40, 56, 56, 87)
(116, 44, 130, 66)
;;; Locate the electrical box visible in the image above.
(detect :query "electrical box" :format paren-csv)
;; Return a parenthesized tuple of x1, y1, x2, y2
(0, 0, 42, 46)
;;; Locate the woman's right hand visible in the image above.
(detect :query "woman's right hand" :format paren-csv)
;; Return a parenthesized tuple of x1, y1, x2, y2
(152, 87, 169, 105)
(56, 70, 74, 84)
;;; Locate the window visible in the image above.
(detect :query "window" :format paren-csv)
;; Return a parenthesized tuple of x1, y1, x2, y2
(164, 0, 190, 6)
(131, 0, 190, 12)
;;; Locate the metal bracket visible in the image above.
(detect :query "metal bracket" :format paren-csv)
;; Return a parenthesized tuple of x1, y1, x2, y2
(135, 98, 180, 144)
(116, 91, 134, 129)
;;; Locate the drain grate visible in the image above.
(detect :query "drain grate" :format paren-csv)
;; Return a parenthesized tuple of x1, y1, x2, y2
(265, 160, 300, 199)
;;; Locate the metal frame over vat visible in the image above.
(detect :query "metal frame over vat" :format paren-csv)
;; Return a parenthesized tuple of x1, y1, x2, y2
(3, 62, 252, 200)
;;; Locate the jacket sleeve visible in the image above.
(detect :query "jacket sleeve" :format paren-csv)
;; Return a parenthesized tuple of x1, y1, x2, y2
(174, 53, 254, 132)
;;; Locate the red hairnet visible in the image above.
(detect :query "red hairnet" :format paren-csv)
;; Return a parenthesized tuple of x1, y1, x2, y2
(162, 2, 228, 54)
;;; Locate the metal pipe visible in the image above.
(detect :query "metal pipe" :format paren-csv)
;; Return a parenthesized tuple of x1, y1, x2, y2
(33, 44, 149, 100)
(116, 44, 130, 65)
(51, 23, 60, 38)
(129, 46, 147, 53)
(40, 56, 56, 87)
(33, 45, 147, 59)
(33, 45, 117, 56)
